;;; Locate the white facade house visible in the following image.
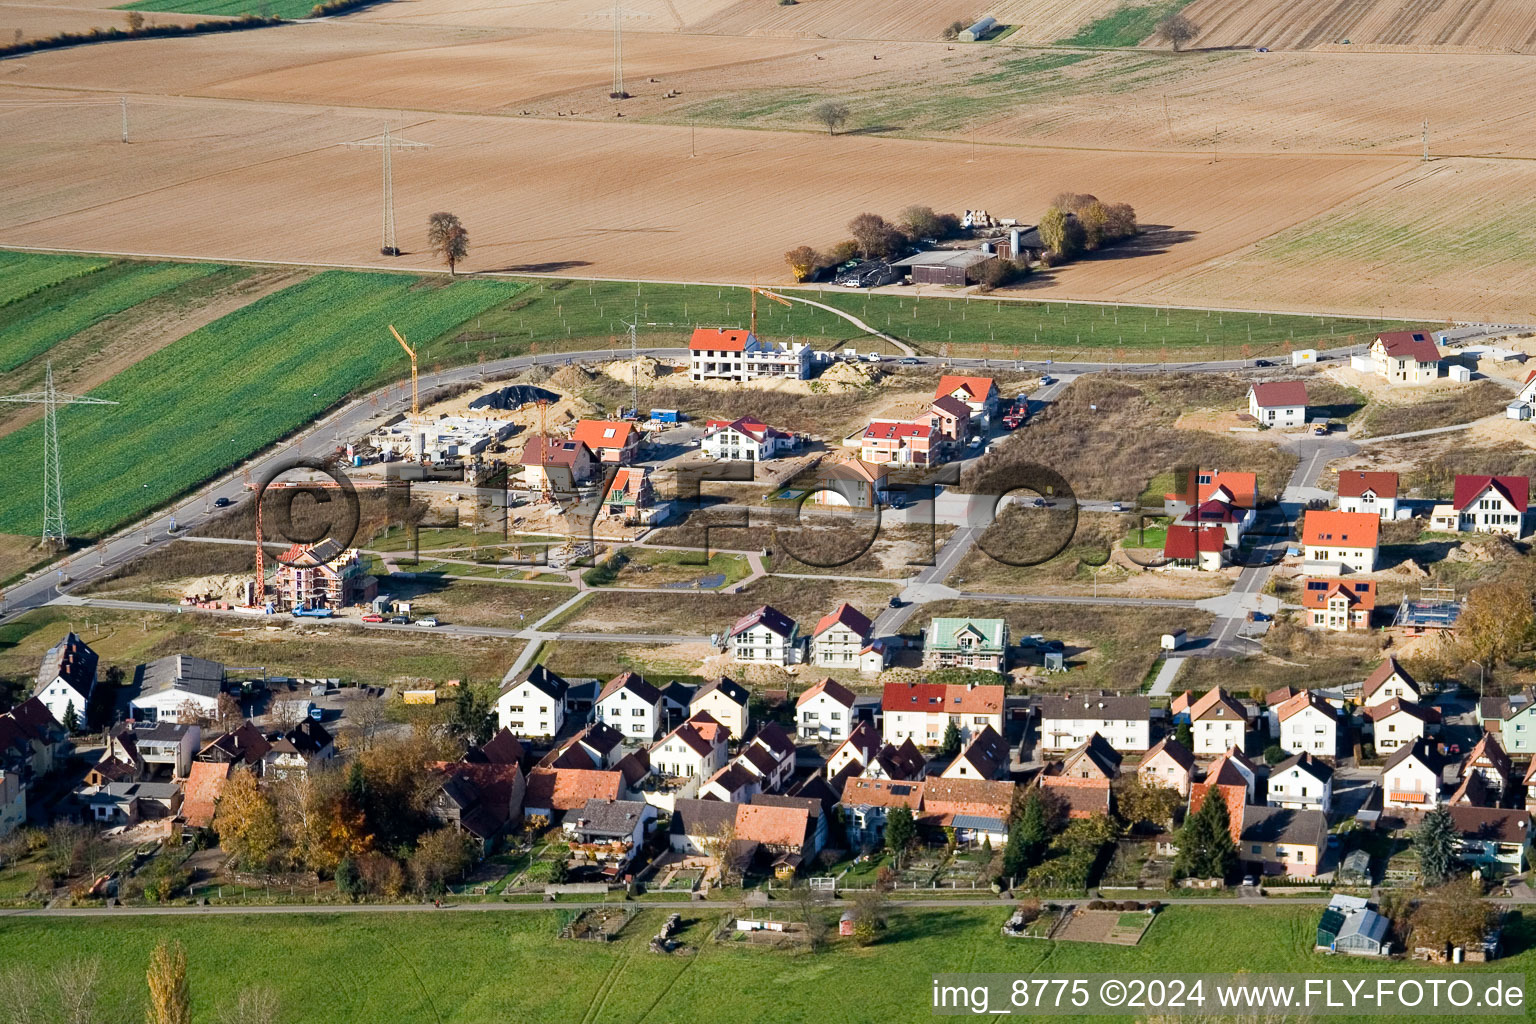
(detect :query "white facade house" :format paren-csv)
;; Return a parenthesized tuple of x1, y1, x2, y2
(1248, 381, 1307, 428)
(33, 632, 98, 729)
(688, 327, 812, 383)
(701, 417, 794, 462)
(1038, 693, 1152, 753)
(1268, 752, 1333, 814)
(649, 717, 728, 781)
(1429, 475, 1528, 537)
(810, 603, 876, 671)
(796, 677, 858, 742)
(689, 678, 750, 741)
(824, 721, 881, 779)
(728, 605, 801, 666)
(1367, 698, 1436, 754)
(1370, 330, 1441, 385)
(1189, 687, 1249, 756)
(594, 672, 664, 740)
(129, 656, 223, 725)
(1337, 471, 1401, 520)
(881, 682, 1004, 748)
(1301, 509, 1379, 574)
(496, 666, 567, 737)
(1276, 691, 1339, 758)
(1382, 740, 1444, 811)
(1362, 658, 1420, 709)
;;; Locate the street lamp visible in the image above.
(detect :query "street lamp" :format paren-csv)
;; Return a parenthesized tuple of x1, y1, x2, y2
(1471, 659, 1486, 700)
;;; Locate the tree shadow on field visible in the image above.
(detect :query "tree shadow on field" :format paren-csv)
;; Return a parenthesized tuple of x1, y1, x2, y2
(844, 124, 903, 136)
(1076, 224, 1198, 263)
(481, 260, 594, 274)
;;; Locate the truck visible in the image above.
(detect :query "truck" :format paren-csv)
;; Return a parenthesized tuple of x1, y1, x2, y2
(1001, 398, 1031, 430)
(291, 606, 335, 619)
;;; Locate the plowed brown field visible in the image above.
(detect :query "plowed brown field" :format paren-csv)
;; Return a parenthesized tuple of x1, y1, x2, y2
(0, 1, 214, 42)
(1178, 0, 1536, 52)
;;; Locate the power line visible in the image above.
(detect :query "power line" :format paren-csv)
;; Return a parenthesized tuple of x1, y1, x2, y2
(594, 0, 651, 99)
(343, 124, 431, 256)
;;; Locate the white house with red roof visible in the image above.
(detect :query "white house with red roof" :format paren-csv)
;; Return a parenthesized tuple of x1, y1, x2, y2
(1189, 687, 1249, 756)
(1276, 690, 1340, 758)
(728, 605, 802, 665)
(702, 417, 794, 462)
(1301, 509, 1379, 574)
(1430, 474, 1529, 536)
(934, 374, 1000, 426)
(861, 419, 936, 466)
(1161, 523, 1228, 571)
(880, 681, 1004, 747)
(688, 327, 812, 382)
(810, 603, 881, 672)
(796, 677, 858, 742)
(594, 671, 665, 740)
(649, 714, 729, 782)
(1163, 469, 1258, 516)
(570, 419, 642, 464)
(1300, 578, 1376, 631)
(813, 455, 888, 509)
(1337, 471, 1400, 520)
(1370, 330, 1441, 384)
(1248, 381, 1307, 428)
(1366, 697, 1438, 754)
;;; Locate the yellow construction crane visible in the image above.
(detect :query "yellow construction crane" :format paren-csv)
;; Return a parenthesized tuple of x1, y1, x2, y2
(389, 324, 418, 415)
(749, 286, 791, 337)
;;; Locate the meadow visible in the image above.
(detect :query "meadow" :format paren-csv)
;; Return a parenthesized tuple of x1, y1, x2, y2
(118, 0, 320, 19)
(0, 905, 1529, 1024)
(0, 257, 223, 372)
(1057, 0, 1196, 47)
(0, 270, 522, 537)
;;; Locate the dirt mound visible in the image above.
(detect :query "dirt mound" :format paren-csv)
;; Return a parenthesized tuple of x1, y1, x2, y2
(1447, 534, 1522, 562)
(1381, 558, 1429, 578)
(181, 573, 251, 602)
(815, 360, 883, 392)
(546, 364, 599, 392)
(601, 356, 678, 386)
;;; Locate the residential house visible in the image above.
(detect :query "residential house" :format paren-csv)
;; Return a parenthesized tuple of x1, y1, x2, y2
(1301, 578, 1376, 631)
(701, 417, 794, 462)
(1381, 738, 1446, 811)
(1175, 482, 1256, 549)
(115, 721, 199, 779)
(1362, 657, 1421, 709)
(273, 539, 374, 610)
(496, 665, 568, 737)
(1276, 690, 1340, 758)
(1268, 752, 1333, 814)
(464, 728, 525, 767)
(881, 681, 1005, 748)
(543, 722, 626, 771)
(130, 655, 224, 725)
(1163, 469, 1259, 518)
(736, 723, 797, 793)
(922, 617, 1008, 672)
(1248, 381, 1308, 428)
(570, 419, 642, 465)
(734, 801, 815, 876)
(824, 720, 882, 780)
(698, 762, 761, 803)
(1239, 805, 1328, 878)
(1138, 736, 1194, 797)
(941, 725, 1010, 781)
(687, 327, 811, 383)
(1524, 759, 1536, 805)
(928, 395, 971, 442)
(33, 632, 97, 729)
(1189, 687, 1250, 757)
(603, 467, 655, 521)
(429, 761, 527, 852)
(1430, 475, 1528, 537)
(1189, 754, 1254, 843)
(796, 677, 858, 742)
(1450, 806, 1531, 873)
(1038, 692, 1151, 753)
(729, 605, 801, 666)
(1460, 733, 1514, 802)
(1337, 471, 1401, 520)
(689, 678, 750, 741)
(649, 715, 729, 782)
(0, 698, 70, 781)
(196, 721, 271, 773)
(840, 777, 923, 847)
(1366, 698, 1438, 754)
(921, 777, 1015, 844)
(522, 767, 623, 821)
(1162, 523, 1228, 571)
(564, 798, 655, 867)
(1038, 735, 1120, 820)
(810, 603, 880, 673)
(1301, 509, 1379, 574)
(78, 781, 182, 824)
(668, 797, 741, 855)
(860, 420, 936, 466)
(594, 671, 664, 740)
(262, 720, 335, 779)
(751, 793, 828, 859)
(1370, 330, 1441, 384)
(861, 739, 926, 782)
(934, 374, 1000, 427)
(1479, 688, 1536, 754)
(519, 437, 596, 492)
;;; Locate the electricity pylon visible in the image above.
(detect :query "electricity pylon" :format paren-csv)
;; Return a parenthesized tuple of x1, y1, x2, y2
(0, 363, 118, 549)
(344, 124, 431, 256)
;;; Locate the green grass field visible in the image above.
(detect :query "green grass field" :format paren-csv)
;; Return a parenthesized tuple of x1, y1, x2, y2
(0, 906, 1529, 1023)
(117, 0, 318, 19)
(1058, 0, 1197, 47)
(0, 270, 522, 537)
(0, 257, 223, 372)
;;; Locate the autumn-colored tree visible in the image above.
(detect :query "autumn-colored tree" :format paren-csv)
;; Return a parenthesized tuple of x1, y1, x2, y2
(1079, 200, 1110, 250)
(1157, 12, 1199, 51)
(409, 827, 476, 895)
(1038, 206, 1081, 260)
(145, 940, 190, 1024)
(1458, 580, 1536, 666)
(427, 212, 469, 276)
(847, 213, 897, 260)
(1104, 202, 1138, 240)
(212, 770, 281, 870)
(1113, 773, 1181, 830)
(1412, 877, 1492, 953)
(784, 245, 822, 282)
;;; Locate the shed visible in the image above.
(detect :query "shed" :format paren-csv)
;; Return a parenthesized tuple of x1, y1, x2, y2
(958, 15, 997, 41)
(1350, 354, 1373, 373)
(891, 249, 997, 286)
(1448, 364, 1472, 383)
(1506, 401, 1531, 422)
(1338, 848, 1373, 885)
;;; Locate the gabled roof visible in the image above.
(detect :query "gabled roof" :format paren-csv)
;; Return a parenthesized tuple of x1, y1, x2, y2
(510, 664, 568, 701)
(1249, 381, 1307, 408)
(5, 697, 64, 742)
(1452, 474, 1529, 514)
(1275, 690, 1335, 724)
(1142, 735, 1195, 773)
(862, 420, 932, 442)
(729, 605, 797, 640)
(813, 602, 872, 640)
(570, 419, 637, 452)
(692, 677, 750, 709)
(1337, 471, 1399, 499)
(797, 676, 857, 709)
(1240, 805, 1327, 849)
(706, 416, 790, 443)
(137, 655, 224, 700)
(180, 761, 231, 828)
(597, 670, 662, 706)
(920, 777, 1016, 822)
(474, 728, 526, 766)
(1462, 732, 1513, 783)
(952, 725, 1009, 779)
(1362, 657, 1418, 701)
(519, 436, 592, 469)
(1448, 770, 1492, 808)
(704, 761, 759, 795)
(267, 719, 333, 758)
(1058, 733, 1122, 778)
(653, 718, 721, 761)
(1273, 751, 1333, 784)
(734, 802, 810, 848)
(934, 374, 997, 405)
(1189, 686, 1248, 724)
(524, 767, 621, 812)
(1449, 805, 1531, 845)
(1166, 469, 1258, 508)
(1170, 690, 1194, 716)
(925, 618, 1006, 652)
(749, 722, 796, 762)
(1365, 697, 1438, 725)
(1300, 578, 1376, 611)
(841, 776, 923, 809)
(930, 395, 971, 419)
(1040, 692, 1151, 723)
(872, 738, 927, 781)
(614, 748, 651, 787)
(1302, 509, 1379, 549)
(1164, 524, 1226, 559)
(881, 682, 1004, 715)
(689, 327, 753, 352)
(35, 632, 97, 695)
(669, 797, 737, 837)
(199, 722, 271, 766)
(1382, 736, 1446, 775)
(1375, 330, 1440, 363)
(568, 798, 651, 838)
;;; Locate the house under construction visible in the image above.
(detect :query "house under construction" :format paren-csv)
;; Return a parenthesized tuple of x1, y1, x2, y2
(275, 540, 377, 610)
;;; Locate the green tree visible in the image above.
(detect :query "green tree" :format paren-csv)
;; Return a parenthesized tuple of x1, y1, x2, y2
(940, 719, 962, 758)
(1173, 791, 1236, 880)
(448, 683, 497, 745)
(334, 857, 361, 899)
(1263, 743, 1286, 766)
(1003, 789, 1049, 882)
(884, 805, 917, 868)
(1414, 805, 1458, 886)
(62, 703, 79, 734)
(1175, 721, 1193, 749)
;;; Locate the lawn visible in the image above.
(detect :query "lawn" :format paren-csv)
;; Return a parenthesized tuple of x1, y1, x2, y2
(604, 547, 753, 589)
(117, 0, 317, 19)
(0, 906, 1529, 1023)
(0, 270, 523, 538)
(1057, 0, 1197, 47)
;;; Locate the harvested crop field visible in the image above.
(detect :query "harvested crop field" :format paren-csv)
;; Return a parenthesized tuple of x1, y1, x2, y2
(0, 1, 213, 41)
(687, 0, 1118, 43)
(1155, 159, 1536, 322)
(1177, 0, 1536, 52)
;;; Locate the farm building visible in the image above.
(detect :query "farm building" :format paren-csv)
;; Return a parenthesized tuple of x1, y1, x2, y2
(1316, 895, 1391, 956)
(891, 249, 996, 286)
(958, 16, 997, 41)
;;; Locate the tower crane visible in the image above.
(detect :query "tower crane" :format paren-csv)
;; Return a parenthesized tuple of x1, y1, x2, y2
(749, 286, 791, 337)
(390, 324, 419, 415)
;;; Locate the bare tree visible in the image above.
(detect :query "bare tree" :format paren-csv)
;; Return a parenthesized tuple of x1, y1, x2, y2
(426, 212, 469, 276)
(341, 697, 387, 753)
(268, 697, 310, 730)
(700, 823, 747, 886)
(811, 101, 850, 136)
(56, 958, 102, 1024)
(216, 987, 281, 1024)
(1156, 12, 1198, 51)
(790, 883, 831, 952)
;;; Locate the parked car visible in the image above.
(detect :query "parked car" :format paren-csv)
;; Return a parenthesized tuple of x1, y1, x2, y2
(361, 614, 384, 623)
(1111, 502, 1127, 513)
(1038, 374, 1053, 386)
(864, 352, 882, 363)
(1254, 359, 1275, 367)
(418, 617, 439, 627)
(968, 437, 983, 449)
(899, 357, 921, 365)
(213, 497, 232, 508)
(388, 616, 409, 625)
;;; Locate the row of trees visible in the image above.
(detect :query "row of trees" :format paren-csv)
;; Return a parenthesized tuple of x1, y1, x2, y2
(1038, 193, 1138, 265)
(783, 206, 964, 281)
